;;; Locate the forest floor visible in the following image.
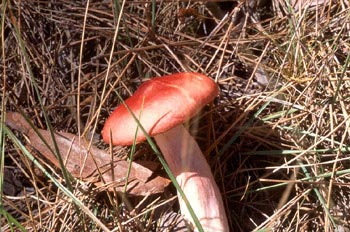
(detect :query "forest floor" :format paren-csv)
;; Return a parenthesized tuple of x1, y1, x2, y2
(1, 0, 350, 231)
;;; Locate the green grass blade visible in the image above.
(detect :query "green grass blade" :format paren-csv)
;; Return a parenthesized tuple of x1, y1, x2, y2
(0, 205, 26, 232)
(114, 90, 204, 232)
(0, 113, 6, 228)
(297, 159, 337, 228)
(220, 92, 280, 155)
(4, 126, 111, 232)
(8, 6, 72, 191)
(239, 169, 350, 196)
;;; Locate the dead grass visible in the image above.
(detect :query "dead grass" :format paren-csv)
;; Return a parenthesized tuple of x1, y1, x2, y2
(1, 0, 350, 231)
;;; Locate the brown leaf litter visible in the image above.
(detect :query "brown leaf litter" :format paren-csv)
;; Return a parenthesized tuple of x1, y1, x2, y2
(5, 111, 170, 196)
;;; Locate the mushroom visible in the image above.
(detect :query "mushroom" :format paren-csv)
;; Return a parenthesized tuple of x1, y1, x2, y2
(102, 72, 229, 231)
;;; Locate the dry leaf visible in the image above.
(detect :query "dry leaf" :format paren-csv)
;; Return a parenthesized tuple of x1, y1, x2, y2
(5, 112, 170, 195)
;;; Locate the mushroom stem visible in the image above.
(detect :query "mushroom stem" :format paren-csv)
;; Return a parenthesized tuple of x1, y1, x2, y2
(154, 125, 229, 232)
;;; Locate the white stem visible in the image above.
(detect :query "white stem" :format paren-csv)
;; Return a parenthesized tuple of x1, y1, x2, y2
(154, 125, 229, 232)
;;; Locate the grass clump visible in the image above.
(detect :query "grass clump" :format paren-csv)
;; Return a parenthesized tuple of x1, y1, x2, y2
(1, 0, 350, 231)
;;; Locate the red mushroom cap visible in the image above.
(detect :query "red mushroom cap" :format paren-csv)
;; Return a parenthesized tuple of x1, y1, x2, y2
(102, 72, 218, 145)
